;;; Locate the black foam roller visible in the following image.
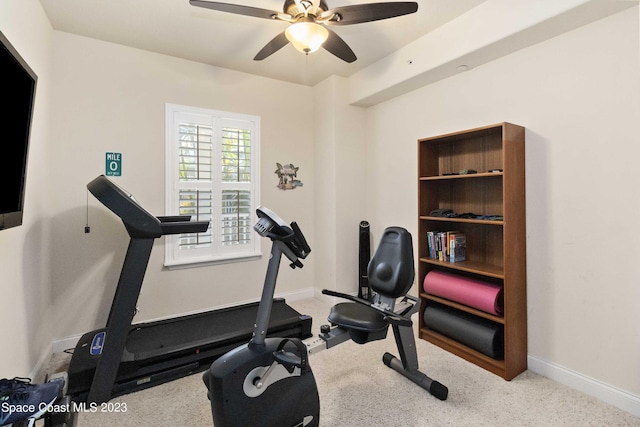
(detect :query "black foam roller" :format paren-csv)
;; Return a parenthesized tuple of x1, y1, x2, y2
(423, 302, 504, 359)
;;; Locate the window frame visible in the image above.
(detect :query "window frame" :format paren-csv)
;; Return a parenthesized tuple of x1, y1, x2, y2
(164, 103, 261, 269)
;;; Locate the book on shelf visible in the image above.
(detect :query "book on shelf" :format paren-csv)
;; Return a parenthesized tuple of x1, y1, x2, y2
(449, 232, 466, 263)
(426, 230, 465, 262)
(426, 231, 443, 260)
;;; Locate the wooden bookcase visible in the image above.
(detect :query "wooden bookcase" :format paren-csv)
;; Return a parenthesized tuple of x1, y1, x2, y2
(417, 122, 527, 380)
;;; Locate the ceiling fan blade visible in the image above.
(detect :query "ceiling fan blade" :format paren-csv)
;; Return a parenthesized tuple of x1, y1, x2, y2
(322, 28, 357, 63)
(190, 0, 280, 20)
(320, 2, 418, 26)
(254, 32, 290, 61)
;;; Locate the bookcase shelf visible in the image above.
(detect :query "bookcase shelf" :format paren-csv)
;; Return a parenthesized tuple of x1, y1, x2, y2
(419, 328, 507, 377)
(421, 292, 505, 324)
(419, 171, 504, 181)
(418, 257, 504, 279)
(419, 216, 504, 226)
(417, 122, 527, 381)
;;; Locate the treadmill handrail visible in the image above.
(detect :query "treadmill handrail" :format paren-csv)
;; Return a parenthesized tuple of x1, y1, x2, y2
(158, 215, 192, 223)
(160, 220, 209, 235)
(88, 175, 162, 238)
(88, 175, 209, 238)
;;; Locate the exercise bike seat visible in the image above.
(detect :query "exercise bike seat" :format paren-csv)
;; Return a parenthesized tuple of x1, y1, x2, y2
(327, 303, 389, 343)
(327, 227, 414, 344)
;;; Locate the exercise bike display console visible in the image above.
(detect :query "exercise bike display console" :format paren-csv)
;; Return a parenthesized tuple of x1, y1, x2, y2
(67, 176, 312, 404)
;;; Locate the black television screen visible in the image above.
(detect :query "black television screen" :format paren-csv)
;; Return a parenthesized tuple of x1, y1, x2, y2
(0, 31, 37, 230)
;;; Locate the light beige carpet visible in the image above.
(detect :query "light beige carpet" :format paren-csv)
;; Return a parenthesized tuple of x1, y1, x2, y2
(49, 297, 638, 426)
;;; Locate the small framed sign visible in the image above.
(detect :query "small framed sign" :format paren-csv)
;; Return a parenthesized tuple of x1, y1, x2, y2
(105, 152, 122, 176)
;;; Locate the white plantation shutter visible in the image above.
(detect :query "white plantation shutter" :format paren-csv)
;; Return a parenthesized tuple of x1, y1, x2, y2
(219, 120, 253, 248)
(178, 122, 213, 250)
(165, 104, 260, 267)
(221, 190, 252, 245)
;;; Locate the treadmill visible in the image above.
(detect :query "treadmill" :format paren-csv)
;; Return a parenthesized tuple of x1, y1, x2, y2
(67, 175, 312, 404)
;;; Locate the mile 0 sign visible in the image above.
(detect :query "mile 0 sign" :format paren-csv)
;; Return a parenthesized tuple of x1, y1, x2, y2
(105, 152, 122, 176)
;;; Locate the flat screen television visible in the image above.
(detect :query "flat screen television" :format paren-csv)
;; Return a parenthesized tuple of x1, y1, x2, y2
(0, 31, 37, 230)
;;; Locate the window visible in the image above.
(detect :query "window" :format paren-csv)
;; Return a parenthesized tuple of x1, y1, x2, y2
(165, 104, 260, 267)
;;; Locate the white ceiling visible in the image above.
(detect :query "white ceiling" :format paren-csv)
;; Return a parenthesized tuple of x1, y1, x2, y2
(39, 0, 486, 86)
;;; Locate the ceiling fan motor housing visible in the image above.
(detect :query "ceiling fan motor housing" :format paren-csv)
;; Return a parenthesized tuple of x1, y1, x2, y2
(284, 0, 329, 17)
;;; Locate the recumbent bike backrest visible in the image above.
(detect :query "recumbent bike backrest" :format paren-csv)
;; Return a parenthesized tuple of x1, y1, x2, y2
(368, 226, 414, 301)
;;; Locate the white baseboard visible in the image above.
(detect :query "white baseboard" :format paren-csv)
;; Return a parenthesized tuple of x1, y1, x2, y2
(53, 335, 81, 354)
(528, 355, 640, 417)
(276, 287, 316, 302)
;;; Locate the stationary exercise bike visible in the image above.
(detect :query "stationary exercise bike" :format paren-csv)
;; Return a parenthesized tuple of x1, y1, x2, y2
(202, 207, 319, 426)
(203, 208, 447, 427)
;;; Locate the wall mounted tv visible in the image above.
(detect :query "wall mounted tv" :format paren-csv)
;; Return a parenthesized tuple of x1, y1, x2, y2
(0, 31, 37, 230)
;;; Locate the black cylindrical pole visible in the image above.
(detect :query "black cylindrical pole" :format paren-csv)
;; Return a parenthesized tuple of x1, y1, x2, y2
(358, 221, 371, 300)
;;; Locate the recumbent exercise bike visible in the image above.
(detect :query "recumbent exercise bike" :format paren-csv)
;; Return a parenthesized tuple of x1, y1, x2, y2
(202, 207, 447, 427)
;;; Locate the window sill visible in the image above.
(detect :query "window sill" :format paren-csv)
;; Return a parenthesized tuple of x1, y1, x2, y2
(164, 252, 262, 270)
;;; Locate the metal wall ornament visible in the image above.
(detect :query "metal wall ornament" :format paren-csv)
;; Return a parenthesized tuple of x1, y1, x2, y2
(275, 162, 303, 190)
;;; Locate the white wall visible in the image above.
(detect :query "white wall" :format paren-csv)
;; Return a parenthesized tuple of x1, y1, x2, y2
(0, 0, 54, 378)
(363, 6, 639, 399)
(47, 32, 316, 341)
(313, 76, 367, 300)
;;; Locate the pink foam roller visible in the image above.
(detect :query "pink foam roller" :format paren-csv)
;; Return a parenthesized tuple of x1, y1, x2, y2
(423, 270, 504, 315)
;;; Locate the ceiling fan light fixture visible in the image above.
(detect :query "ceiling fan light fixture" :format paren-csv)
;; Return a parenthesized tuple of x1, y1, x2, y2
(285, 22, 329, 54)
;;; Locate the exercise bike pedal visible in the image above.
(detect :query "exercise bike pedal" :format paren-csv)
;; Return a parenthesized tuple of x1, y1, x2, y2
(273, 350, 303, 373)
(272, 338, 309, 374)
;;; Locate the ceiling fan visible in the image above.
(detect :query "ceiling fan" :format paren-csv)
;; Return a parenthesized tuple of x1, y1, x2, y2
(189, 0, 419, 63)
